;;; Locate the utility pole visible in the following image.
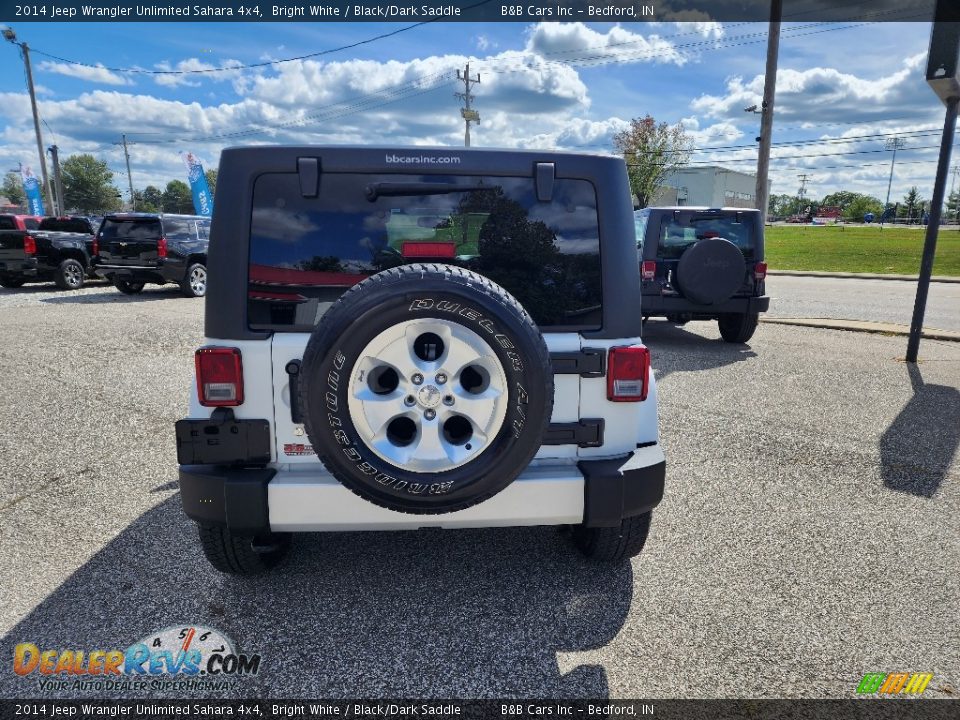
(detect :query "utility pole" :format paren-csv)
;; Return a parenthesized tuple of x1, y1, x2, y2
(882, 136, 906, 227)
(754, 0, 781, 226)
(3, 28, 54, 216)
(455, 63, 480, 148)
(48, 145, 65, 216)
(115, 134, 136, 211)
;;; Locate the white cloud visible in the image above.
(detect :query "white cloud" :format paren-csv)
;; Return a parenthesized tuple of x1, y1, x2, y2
(38, 61, 132, 86)
(691, 53, 935, 125)
(524, 22, 690, 66)
(153, 58, 245, 88)
(475, 35, 496, 52)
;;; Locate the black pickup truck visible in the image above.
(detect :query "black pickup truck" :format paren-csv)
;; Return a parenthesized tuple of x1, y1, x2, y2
(0, 216, 98, 290)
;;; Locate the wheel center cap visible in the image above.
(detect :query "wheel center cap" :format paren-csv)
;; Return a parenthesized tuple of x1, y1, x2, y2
(418, 385, 442, 408)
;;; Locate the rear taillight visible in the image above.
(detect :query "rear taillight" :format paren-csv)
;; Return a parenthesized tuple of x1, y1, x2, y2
(401, 241, 456, 259)
(607, 346, 650, 402)
(641, 260, 656, 281)
(754, 261, 767, 281)
(158, 236, 168, 259)
(195, 347, 244, 407)
(92, 236, 99, 257)
(23, 235, 36, 256)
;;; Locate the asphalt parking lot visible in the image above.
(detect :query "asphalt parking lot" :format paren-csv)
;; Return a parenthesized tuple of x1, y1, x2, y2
(0, 281, 958, 699)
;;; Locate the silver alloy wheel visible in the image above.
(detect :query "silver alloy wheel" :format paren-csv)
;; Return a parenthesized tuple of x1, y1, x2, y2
(189, 266, 207, 296)
(64, 262, 83, 287)
(347, 319, 509, 473)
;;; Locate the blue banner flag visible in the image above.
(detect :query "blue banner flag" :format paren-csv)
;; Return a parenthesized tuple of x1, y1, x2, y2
(181, 152, 213, 217)
(21, 165, 45, 216)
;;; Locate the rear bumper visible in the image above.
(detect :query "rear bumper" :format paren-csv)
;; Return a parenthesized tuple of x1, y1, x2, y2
(0, 258, 38, 278)
(94, 263, 170, 284)
(642, 293, 770, 317)
(178, 445, 666, 533)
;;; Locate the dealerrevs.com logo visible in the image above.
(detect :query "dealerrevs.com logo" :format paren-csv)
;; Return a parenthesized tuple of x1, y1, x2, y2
(385, 154, 461, 164)
(12, 625, 261, 692)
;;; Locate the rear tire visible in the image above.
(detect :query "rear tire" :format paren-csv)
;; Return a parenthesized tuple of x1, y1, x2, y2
(181, 263, 207, 298)
(572, 512, 653, 561)
(0, 277, 25, 289)
(197, 524, 291, 575)
(114, 277, 145, 295)
(718, 312, 759, 343)
(54, 259, 86, 290)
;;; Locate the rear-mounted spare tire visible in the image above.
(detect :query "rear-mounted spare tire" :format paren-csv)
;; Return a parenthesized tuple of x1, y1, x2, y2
(674, 237, 745, 305)
(298, 263, 553, 515)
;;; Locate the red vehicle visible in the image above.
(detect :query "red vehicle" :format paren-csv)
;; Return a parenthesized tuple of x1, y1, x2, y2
(0, 214, 43, 232)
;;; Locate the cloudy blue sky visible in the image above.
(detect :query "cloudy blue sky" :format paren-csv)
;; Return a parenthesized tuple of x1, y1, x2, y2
(0, 20, 953, 205)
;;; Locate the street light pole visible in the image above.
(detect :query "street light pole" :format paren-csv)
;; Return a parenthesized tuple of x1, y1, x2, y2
(882, 137, 906, 227)
(3, 28, 54, 216)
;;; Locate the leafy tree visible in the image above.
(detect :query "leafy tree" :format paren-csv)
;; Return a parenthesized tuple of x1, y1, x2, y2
(946, 190, 960, 221)
(613, 115, 693, 208)
(821, 190, 883, 221)
(61, 154, 122, 214)
(1, 172, 26, 207)
(133, 185, 163, 212)
(162, 180, 194, 214)
(204, 169, 217, 197)
(142, 185, 163, 212)
(900, 187, 923, 221)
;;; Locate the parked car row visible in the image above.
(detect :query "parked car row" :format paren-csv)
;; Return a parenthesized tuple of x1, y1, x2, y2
(0, 212, 211, 297)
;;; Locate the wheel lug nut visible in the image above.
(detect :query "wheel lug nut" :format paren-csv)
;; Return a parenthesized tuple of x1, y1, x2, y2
(424, 409, 436, 420)
(412, 373, 424, 385)
(443, 395, 454, 406)
(435, 372, 447, 385)
(404, 395, 416, 407)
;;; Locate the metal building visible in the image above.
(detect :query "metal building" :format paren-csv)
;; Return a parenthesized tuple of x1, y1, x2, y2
(650, 166, 765, 208)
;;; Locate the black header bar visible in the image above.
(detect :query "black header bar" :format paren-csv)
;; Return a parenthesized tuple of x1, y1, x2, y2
(0, 0, 949, 24)
(1, 700, 958, 720)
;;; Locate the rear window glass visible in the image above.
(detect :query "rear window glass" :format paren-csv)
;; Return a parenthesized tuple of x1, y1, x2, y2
(39, 218, 91, 233)
(657, 213, 754, 259)
(99, 218, 162, 241)
(248, 173, 602, 332)
(0, 216, 14, 230)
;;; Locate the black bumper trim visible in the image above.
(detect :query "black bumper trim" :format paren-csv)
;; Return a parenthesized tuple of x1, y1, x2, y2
(642, 294, 770, 315)
(578, 451, 666, 527)
(179, 465, 274, 534)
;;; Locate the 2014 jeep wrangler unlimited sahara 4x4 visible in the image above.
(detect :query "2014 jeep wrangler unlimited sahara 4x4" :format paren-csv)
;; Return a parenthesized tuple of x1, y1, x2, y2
(175, 147, 665, 574)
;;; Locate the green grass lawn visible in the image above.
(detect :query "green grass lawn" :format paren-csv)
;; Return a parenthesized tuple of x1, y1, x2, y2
(765, 225, 960, 276)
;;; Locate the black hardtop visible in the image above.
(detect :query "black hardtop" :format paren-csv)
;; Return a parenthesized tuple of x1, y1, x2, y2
(206, 145, 642, 342)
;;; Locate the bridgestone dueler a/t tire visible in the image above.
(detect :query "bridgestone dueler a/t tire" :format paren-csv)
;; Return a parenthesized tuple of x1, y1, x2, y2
(299, 263, 553, 515)
(572, 512, 653, 561)
(197, 524, 291, 575)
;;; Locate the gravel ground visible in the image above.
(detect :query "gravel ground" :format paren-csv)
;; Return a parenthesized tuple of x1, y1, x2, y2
(0, 282, 957, 700)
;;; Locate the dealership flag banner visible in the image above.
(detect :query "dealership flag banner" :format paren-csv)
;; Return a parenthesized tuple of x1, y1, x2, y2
(20, 165, 44, 216)
(181, 151, 213, 217)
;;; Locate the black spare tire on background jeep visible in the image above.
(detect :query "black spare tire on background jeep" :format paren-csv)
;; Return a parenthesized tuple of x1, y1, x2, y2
(299, 264, 553, 515)
(674, 237, 745, 305)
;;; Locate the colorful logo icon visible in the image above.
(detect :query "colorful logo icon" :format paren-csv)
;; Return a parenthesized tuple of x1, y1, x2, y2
(13, 625, 260, 678)
(856, 672, 933, 695)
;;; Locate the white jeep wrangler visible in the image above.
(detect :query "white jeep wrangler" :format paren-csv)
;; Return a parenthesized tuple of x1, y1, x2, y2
(175, 147, 665, 574)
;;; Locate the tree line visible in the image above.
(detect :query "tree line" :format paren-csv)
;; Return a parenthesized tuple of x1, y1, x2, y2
(769, 187, 960, 222)
(0, 153, 217, 215)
